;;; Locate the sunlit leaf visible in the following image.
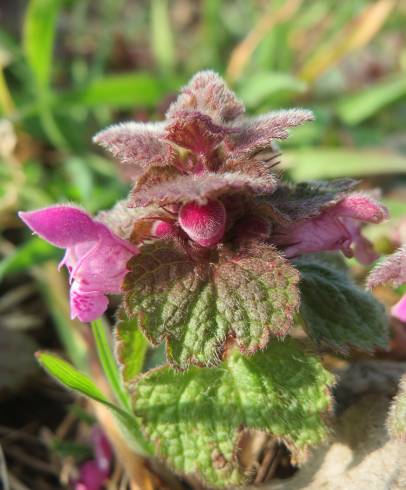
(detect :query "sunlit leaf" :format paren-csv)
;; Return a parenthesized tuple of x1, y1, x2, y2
(336, 76, 406, 125)
(283, 148, 406, 180)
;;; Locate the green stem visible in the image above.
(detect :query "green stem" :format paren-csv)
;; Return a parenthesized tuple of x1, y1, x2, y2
(91, 318, 131, 411)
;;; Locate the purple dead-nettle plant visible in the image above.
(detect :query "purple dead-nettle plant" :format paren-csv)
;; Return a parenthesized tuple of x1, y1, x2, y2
(21, 71, 391, 488)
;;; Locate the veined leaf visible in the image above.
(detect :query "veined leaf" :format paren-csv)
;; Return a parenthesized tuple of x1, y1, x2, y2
(132, 339, 334, 488)
(115, 309, 149, 384)
(295, 255, 389, 352)
(123, 241, 299, 369)
(37, 351, 152, 455)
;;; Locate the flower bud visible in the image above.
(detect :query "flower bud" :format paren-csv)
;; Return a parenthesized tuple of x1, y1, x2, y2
(179, 199, 226, 247)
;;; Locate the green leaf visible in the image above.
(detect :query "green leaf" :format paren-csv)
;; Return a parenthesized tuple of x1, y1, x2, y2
(295, 255, 389, 352)
(37, 351, 110, 404)
(123, 241, 299, 369)
(283, 148, 406, 180)
(91, 319, 131, 411)
(336, 75, 406, 125)
(0, 237, 59, 283)
(388, 374, 406, 441)
(115, 309, 149, 384)
(37, 351, 152, 455)
(132, 339, 334, 488)
(58, 73, 166, 109)
(23, 0, 61, 90)
(237, 71, 307, 109)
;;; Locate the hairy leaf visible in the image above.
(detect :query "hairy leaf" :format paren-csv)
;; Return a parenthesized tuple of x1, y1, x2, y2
(115, 309, 149, 384)
(93, 122, 173, 167)
(130, 171, 276, 207)
(265, 179, 359, 223)
(226, 109, 314, 158)
(388, 374, 406, 441)
(295, 255, 389, 352)
(131, 339, 334, 488)
(163, 110, 227, 156)
(166, 70, 245, 123)
(367, 245, 406, 288)
(123, 241, 299, 369)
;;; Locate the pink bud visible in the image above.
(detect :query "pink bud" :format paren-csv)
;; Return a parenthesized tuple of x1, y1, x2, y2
(151, 220, 175, 238)
(179, 199, 226, 247)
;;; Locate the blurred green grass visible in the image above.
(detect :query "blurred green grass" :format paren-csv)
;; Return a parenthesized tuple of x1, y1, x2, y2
(1, 0, 406, 362)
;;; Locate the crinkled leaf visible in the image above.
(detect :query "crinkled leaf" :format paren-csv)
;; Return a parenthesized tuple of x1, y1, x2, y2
(163, 110, 227, 156)
(131, 339, 334, 488)
(114, 309, 149, 384)
(93, 122, 173, 167)
(388, 374, 406, 441)
(265, 179, 359, 223)
(166, 70, 245, 123)
(226, 109, 314, 158)
(130, 171, 276, 207)
(367, 245, 406, 289)
(123, 241, 299, 369)
(295, 255, 389, 353)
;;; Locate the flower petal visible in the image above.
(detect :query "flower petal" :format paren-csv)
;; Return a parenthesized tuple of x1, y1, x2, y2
(19, 205, 98, 248)
(334, 193, 389, 223)
(392, 295, 406, 323)
(70, 283, 109, 323)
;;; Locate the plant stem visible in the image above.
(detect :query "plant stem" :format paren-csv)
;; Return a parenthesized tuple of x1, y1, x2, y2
(91, 318, 131, 411)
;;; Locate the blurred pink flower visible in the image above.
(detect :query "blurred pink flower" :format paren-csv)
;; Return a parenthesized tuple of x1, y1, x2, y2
(19, 205, 137, 322)
(272, 193, 388, 264)
(74, 428, 113, 490)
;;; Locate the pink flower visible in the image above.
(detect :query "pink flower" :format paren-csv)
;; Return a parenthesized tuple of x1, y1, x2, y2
(271, 193, 388, 264)
(18, 205, 137, 322)
(74, 428, 113, 490)
(392, 296, 406, 323)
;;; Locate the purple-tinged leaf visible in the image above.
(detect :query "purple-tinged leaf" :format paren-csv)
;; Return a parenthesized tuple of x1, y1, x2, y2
(367, 246, 406, 289)
(163, 110, 227, 156)
(264, 179, 359, 223)
(93, 122, 173, 167)
(123, 240, 299, 369)
(225, 109, 314, 158)
(166, 70, 245, 123)
(130, 172, 276, 207)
